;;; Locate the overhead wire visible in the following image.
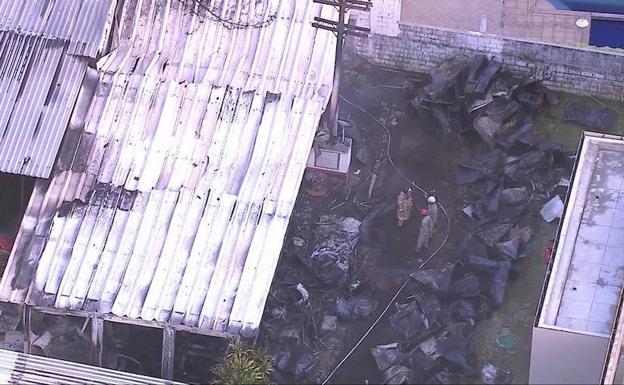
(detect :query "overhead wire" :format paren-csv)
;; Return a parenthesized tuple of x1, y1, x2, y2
(179, 0, 277, 29)
(321, 95, 451, 385)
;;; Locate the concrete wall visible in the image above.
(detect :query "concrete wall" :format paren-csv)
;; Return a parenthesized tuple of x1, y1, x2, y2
(400, 0, 591, 46)
(349, 19, 624, 101)
(530, 326, 608, 384)
(369, 0, 401, 37)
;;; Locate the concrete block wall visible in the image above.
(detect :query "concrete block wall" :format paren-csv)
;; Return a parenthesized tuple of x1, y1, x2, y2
(369, 0, 401, 36)
(351, 23, 624, 101)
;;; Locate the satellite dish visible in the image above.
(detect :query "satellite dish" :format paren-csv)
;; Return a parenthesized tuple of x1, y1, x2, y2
(576, 18, 590, 28)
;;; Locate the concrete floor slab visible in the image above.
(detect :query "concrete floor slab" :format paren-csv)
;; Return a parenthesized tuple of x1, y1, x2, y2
(608, 229, 624, 248)
(588, 320, 612, 335)
(598, 266, 624, 286)
(543, 142, 624, 336)
(578, 223, 610, 245)
(591, 171, 624, 191)
(611, 209, 624, 229)
(570, 262, 602, 283)
(559, 298, 592, 319)
(563, 280, 597, 302)
(582, 206, 616, 227)
(589, 303, 616, 322)
(573, 243, 606, 264)
(558, 316, 588, 330)
(603, 246, 624, 266)
(594, 285, 621, 305)
(587, 188, 619, 208)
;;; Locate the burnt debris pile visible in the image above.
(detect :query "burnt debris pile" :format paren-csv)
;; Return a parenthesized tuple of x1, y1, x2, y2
(412, 55, 558, 146)
(260, 211, 379, 383)
(258, 56, 582, 384)
(361, 56, 576, 384)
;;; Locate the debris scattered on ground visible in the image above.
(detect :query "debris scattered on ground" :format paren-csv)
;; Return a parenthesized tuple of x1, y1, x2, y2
(540, 195, 564, 223)
(336, 296, 379, 320)
(257, 56, 577, 384)
(294, 283, 310, 306)
(302, 215, 361, 283)
(371, 343, 401, 372)
(482, 362, 514, 384)
(0, 303, 20, 333)
(321, 315, 338, 333)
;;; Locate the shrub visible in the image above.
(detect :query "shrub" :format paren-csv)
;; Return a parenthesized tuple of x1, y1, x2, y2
(212, 339, 273, 385)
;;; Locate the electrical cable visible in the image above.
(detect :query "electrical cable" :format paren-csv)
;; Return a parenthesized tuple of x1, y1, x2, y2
(179, 0, 277, 30)
(321, 95, 451, 385)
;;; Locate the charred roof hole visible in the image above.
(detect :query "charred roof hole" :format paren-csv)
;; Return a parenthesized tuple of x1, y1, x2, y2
(57, 201, 73, 217)
(229, 202, 237, 220)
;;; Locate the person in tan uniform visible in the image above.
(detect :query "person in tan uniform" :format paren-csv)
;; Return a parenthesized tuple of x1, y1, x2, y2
(416, 208, 434, 252)
(396, 188, 413, 227)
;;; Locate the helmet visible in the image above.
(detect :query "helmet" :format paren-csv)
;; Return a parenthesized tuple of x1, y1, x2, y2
(427, 196, 437, 204)
(420, 208, 429, 216)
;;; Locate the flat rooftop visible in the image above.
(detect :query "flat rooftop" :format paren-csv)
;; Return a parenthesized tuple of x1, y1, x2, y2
(539, 132, 624, 337)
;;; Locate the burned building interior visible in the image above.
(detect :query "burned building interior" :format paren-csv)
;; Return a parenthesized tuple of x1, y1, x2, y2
(0, 0, 622, 384)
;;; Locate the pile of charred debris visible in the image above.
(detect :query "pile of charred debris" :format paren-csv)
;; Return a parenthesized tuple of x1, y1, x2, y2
(364, 55, 575, 384)
(258, 54, 603, 384)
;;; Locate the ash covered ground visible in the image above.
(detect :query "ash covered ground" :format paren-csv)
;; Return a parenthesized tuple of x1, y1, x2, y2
(256, 56, 624, 384)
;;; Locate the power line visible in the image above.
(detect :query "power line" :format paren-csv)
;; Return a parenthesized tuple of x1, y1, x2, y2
(178, 0, 277, 30)
(312, 0, 371, 141)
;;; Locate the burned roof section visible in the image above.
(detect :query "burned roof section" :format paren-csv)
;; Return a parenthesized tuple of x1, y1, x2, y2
(0, 0, 337, 337)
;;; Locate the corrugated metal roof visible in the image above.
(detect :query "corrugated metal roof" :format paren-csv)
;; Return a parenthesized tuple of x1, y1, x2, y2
(0, 348, 181, 384)
(0, 0, 117, 178)
(0, 0, 117, 57)
(0, 0, 335, 336)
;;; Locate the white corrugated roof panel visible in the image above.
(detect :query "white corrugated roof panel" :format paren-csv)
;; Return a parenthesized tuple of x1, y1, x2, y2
(0, 348, 182, 384)
(0, 0, 117, 57)
(0, 0, 118, 178)
(0, 0, 336, 336)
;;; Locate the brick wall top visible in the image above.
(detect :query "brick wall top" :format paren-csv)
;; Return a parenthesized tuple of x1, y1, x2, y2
(353, 21, 624, 100)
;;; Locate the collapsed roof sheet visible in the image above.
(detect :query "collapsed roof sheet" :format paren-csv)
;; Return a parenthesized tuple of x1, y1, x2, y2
(0, 0, 335, 336)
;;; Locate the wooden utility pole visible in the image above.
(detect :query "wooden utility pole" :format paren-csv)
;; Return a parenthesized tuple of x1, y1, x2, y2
(312, 0, 371, 142)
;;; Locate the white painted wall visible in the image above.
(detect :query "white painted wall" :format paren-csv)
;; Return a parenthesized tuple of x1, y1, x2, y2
(369, 0, 401, 36)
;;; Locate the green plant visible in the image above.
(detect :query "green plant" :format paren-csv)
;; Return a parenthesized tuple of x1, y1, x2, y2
(212, 339, 273, 385)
